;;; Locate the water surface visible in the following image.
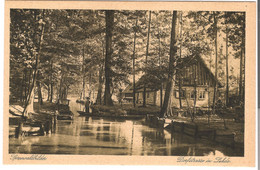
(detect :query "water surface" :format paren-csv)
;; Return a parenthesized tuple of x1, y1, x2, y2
(9, 98, 243, 156)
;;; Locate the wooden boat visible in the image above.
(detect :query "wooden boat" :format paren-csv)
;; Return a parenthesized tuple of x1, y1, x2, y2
(9, 105, 24, 125)
(57, 100, 73, 120)
(9, 105, 47, 137)
(57, 113, 73, 120)
(77, 111, 145, 120)
(57, 109, 73, 120)
(76, 99, 86, 104)
(9, 105, 24, 117)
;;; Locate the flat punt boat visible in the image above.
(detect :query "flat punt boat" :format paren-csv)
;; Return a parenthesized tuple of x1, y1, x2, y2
(57, 100, 73, 120)
(77, 111, 145, 120)
(76, 99, 86, 104)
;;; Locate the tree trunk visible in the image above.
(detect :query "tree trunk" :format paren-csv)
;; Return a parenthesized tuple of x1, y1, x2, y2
(37, 71, 43, 105)
(192, 65, 197, 122)
(96, 38, 105, 105)
(96, 65, 103, 105)
(143, 11, 152, 107)
(225, 15, 229, 106)
(104, 10, 114, 106)
(47, 83, 50, 101)
(58, 65, 63, 103)
(65, 85, 68, 99)
(178, 73, 182, 108)
(50, 82, 53, 103)
(160, 84, 163, 108)
(239, 44, 243, 103)
(178, 12, 183, 109)
(21, 71, 25, 102)
(50, 59, 53, 103)
(212, 12, 218, 114)
(132, 18, 138, 107)
(24, 69, 28, 103)
(160, 11, 178, 118)
(89, 72, 92, 99)
(157, 17, 163, 108)
(27, 69, 32, 95)
(23, 10, 45, 117)
(47, 68, 50, 101)
(239, 14, 245, 104)
(82, 46, 85, 100)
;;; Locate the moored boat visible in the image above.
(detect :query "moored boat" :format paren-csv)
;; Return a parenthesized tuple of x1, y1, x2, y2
(57, 99, 74, 120)
(77, 111, 145, 120)
(76, 99, 86, 104)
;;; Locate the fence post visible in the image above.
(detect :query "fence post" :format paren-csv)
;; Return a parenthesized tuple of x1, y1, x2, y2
(51, 114, 57, 133)
(171, 120, 174, 133)
(45, 120, 51, 134)
(39, 123, 45, 135)
(15, 121, 23, 138)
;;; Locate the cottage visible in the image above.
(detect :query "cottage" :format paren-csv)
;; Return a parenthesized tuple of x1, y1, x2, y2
(123, 55, 222, 108)
(122, 84, 134, 102)
(122, 83, 157, 104)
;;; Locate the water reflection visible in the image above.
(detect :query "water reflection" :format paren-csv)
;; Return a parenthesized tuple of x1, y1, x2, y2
(9, 98, 243, 156)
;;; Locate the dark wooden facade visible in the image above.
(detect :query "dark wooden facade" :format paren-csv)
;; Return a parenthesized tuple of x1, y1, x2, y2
(122, 55, 222, 107)
(178, 56, 220, 88)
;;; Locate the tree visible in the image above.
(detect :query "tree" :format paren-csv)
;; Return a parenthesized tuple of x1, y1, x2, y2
(132, 17, 138, 107)
(177, 12, 183, 109)
(160, 11, 178, 118)
(10, 9, 40, 104)
(96, 38, 105, 105)
(143, 11, 152, 107)
(104, 10, 114, 106)
(212, 12, 219, 113)
(229, 12, 245, 104)
(225, 12, 229, 106)
(22, 9, 46, 115)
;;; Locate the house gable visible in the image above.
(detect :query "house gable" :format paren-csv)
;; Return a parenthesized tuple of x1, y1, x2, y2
(177, 55, 221, 88)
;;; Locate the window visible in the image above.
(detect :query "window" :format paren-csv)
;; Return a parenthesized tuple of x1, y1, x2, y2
(190, 90, 197, 99)
(125, 93, 133, 98)
(175, 90, 186, 99)
(147, 92, 150, 98)
(198, 91, 205, 100)
(175, 91, 179, 98)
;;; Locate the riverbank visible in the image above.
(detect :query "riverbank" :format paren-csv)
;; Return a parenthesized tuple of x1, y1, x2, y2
(168, 114, 244, 145)
(146, 114, 244, 152)
(9, 101, 58, 137)
(10, 101, 57, 114)
(33, 102, 57, 114)
(91, 104, 160, 116)
(90, 104, 243, 151)
(10, 102, 244, 151)
(43, 102, 245, 146)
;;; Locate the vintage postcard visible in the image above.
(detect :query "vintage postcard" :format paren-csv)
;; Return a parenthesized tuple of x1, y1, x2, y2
(3, 0, 256, 166)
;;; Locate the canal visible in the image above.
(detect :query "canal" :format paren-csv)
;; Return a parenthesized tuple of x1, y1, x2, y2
(9, 98, 243, 156)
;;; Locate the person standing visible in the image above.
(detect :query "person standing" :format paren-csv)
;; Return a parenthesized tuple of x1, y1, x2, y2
(85, 97, 90, 113)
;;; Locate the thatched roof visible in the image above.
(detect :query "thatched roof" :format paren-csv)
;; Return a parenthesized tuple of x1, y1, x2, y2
(123, 55, 222, 94)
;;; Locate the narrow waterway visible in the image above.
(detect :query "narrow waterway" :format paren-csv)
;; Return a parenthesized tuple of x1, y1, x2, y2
(9, 98, 243, 156)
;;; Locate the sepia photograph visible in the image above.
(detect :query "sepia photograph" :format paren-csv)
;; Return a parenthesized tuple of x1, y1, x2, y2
(3, 0, 256, 166)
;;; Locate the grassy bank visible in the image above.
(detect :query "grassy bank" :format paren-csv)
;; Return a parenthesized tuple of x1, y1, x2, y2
(10, 101, 57, 114)
(33, 102, 57, 114)
(167, 114, 244, 145)
(91, 104, 160, 115)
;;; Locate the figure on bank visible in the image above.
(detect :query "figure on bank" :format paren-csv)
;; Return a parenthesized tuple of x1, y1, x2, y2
(85, 97, 90, 113)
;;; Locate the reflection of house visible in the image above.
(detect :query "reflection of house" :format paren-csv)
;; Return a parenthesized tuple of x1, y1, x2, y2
(124, 55, 222, 108)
